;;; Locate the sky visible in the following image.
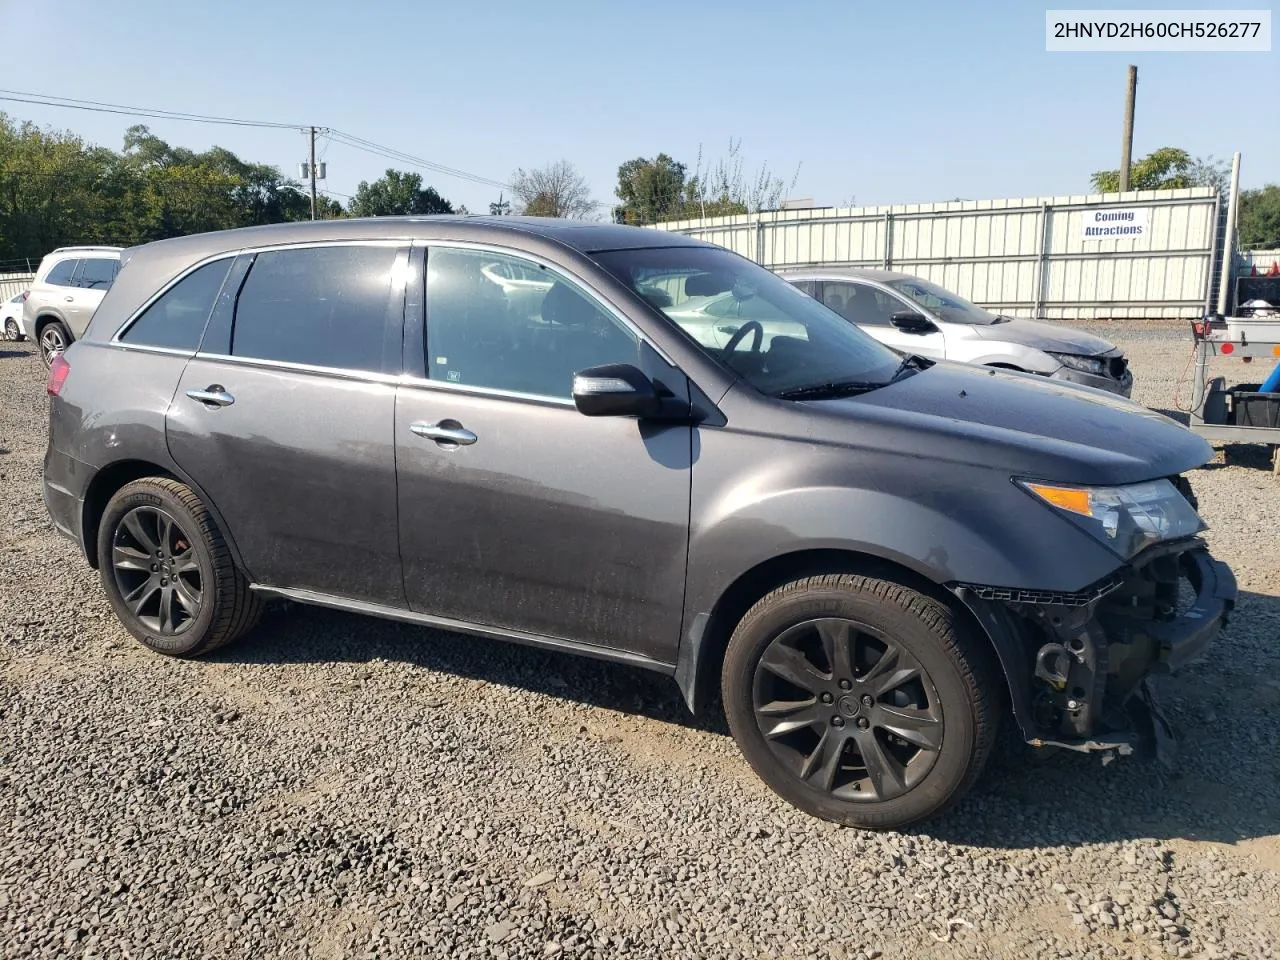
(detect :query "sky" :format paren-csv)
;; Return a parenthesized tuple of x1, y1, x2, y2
(1, 0, 1276, 214)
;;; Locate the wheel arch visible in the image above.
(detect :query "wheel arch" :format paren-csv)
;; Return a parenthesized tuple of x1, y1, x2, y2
(674, 547, 1012, 719)
(80, 458, 249, 577)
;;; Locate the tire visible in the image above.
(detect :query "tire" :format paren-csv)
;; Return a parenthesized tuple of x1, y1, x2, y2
(721, 573, 999, 830)
(97, 477, 262, 657)
(39, 320, 72, 366)
(3, 318, 19, 342)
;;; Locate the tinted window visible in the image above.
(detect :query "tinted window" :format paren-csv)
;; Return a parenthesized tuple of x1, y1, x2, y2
(592, 247, 901, 398)
(77, 257, 118, 290)
(231, 245, 399, 373)
(426, 248, 638, 399)
(821, 281, 906, 327)
(886, 276, 999, 325)
(120, 259, 233, 350)
(788, 279, 818, 296)
(44, 259, 78, 287)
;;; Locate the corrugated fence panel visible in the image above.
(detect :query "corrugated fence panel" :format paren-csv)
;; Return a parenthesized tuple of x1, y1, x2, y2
(0, 273, 34, 302)
(653, 188, 1220, 319)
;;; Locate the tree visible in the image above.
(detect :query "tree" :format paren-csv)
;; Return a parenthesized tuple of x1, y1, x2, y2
(489, 193, 511, 216)
(1089, 147, 1225, 193)
(1238, 185, 1280, 250)
(509, 160, 595, 218)
(348, 169, 453, 217)
(615, 153, 695, 224)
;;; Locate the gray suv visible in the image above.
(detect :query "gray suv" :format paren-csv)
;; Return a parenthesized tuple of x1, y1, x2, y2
(24, 245, 123, 365)
(41, 218, 1235, 829)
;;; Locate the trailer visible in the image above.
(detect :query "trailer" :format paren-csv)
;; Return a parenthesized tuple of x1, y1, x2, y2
(1188, 310, 1280, 475)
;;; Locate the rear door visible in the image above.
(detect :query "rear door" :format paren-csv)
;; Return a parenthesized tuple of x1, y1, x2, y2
(166, 242, 409, 606)
(67, 257, 118, 337)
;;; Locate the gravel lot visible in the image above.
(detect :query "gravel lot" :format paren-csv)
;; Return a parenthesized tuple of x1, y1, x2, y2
(2, 325, 1278, 960)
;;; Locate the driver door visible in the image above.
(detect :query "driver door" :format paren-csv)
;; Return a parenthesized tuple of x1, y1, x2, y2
(820, 281, 947, 359)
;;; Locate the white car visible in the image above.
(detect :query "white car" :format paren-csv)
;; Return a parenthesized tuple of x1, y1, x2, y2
(776, 268, 1134, 397)
(1, 291, 27, 341)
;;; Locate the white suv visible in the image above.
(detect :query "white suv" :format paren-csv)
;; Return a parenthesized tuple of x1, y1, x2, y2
(23, 246, 123, 366)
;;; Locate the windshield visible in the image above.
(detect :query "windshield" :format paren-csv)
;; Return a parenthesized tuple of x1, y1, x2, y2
(592, 247, 904, 397)
(886, 277, 1000, 326)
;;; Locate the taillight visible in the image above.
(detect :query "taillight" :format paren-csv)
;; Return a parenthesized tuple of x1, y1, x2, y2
(20, 291, 28, 302)
(47, 354, 71, 397)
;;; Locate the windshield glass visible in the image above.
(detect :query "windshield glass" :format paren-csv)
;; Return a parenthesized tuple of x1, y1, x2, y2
(592, 247, 904, 397)
(886, 276, 999, 325)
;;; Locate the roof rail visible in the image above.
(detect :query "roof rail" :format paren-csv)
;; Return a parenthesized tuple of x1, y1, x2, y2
(48, 245, 125, 254)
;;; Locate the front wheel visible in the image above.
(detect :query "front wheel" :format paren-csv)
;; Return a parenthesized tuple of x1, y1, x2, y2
(97, 477, 262, 657)
(722, 574, 999, 830)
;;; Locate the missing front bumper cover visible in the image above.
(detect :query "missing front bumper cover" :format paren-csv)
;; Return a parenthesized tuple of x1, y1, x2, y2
(955, 544, 1236, 763)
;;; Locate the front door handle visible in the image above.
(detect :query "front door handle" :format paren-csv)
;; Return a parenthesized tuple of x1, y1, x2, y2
(410, 420, 477, 445)
(186, 386, 235, 407)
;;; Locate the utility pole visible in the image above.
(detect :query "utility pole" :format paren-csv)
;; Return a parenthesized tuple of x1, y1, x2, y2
(308, 124, 318, 220)
(1217, 151, 1242, 315)
(1119, 65, 1137, 192)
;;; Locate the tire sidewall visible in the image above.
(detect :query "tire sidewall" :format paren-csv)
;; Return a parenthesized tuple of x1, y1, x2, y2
(97, 483, 220, 656)
(723, 582, 980, 829)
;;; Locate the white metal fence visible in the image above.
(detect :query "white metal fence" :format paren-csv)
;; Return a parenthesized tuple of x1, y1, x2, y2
(0, 272, 34, 303)
(650, 187, 1221, 320)
(1239, 249, 1280, 275)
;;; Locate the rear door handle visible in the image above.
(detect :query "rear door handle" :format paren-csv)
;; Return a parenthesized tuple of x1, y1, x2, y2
(410, 420, 477, 445)
(186, 386, 235, 407)
(64, 296, 75, 302)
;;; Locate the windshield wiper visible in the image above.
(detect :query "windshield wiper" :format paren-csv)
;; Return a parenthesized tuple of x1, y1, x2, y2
(774, 380, 886, 400)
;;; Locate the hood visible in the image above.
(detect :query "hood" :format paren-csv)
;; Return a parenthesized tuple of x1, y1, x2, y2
(973, 317, 1119, 356)
(796, 361, 1210, 487)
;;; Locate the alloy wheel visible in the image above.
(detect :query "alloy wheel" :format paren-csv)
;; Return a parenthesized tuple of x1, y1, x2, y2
(110, 506, 203, 636)
(751, 617, 943, 801)
(3, 319, 17, 342)
(40, 326, 67, 364)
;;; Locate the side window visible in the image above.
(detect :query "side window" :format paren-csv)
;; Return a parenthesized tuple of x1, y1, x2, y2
(76, 257, 118, 290)
(120, 259, 233, 351)
(821, 281, 905, 327)
(230, 245, 400, 374)
(788, 279, 818, 296)
(426, 247, 638, 399)
(44, 259, 79, 287)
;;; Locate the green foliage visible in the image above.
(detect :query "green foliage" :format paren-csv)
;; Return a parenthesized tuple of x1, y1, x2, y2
(1089, 147, 1225, 193)
(347, 169, 454, 217)
(0, 114, 318, 264)
(614, 153, 698, 224)
(1238, 184, 1280, 250)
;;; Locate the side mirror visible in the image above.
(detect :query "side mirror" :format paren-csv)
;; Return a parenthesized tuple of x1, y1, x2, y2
(572, 363, 662, 418)
(890, 311, 935, 333)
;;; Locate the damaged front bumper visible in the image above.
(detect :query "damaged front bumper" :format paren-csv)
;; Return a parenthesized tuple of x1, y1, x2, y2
(954, 539, 1236, 763)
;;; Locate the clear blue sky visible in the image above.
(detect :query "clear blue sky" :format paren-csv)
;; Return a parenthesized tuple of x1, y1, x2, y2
(3, 0, 1276, 213)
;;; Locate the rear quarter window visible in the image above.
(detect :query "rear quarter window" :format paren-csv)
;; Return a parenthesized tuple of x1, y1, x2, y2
(119, 259, 234, 351)
(42, 259, 79, 287)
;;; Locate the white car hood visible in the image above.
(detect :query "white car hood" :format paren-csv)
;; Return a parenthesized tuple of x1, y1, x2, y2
(971, 317, 1119, 356)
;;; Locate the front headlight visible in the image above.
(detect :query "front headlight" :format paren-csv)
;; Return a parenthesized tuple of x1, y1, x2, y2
(1017, 478, 1205, 560)
(1048, 352, 1107, 376)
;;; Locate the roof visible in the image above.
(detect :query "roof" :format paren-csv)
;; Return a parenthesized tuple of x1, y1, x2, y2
(774, 266, 917, 282)
(120, 216, 709, 266)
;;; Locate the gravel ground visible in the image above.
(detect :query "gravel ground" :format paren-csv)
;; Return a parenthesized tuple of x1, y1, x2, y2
(2, 326, 1278, 960)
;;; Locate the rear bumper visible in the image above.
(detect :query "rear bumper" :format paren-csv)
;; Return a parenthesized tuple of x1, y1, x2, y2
(955, 541, 1236, 760)
(42, 446, 91, 551)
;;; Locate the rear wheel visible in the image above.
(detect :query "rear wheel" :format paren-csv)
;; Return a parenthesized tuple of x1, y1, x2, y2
(38, 320, 71, 366)
(97, 478, 262, 657)
(3, 318, 19, 341)
(722, 573, 999, 830)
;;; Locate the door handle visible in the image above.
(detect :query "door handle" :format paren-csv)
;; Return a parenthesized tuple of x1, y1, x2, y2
(186, 386, 235, 407)
(64, 296, 75, 302)
(410, 420, 477, 445)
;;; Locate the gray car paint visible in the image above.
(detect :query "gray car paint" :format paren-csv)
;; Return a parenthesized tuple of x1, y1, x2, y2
(44, 216, 1216, 711)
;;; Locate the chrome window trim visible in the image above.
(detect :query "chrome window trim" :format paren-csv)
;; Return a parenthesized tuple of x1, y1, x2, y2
(191, 352, 403, 386)
(110, 239, 409, 343)
(422, 239, 678, 369)
(102, 342, 198, 359)
(397, 374, 577, 408)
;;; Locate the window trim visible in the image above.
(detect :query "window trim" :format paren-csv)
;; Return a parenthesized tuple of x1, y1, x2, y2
(413, 240, 673, 404)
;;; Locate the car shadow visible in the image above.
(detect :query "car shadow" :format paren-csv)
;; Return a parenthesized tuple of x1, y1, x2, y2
(0, 349, 32, 359)
(216, 588, 1280, 847)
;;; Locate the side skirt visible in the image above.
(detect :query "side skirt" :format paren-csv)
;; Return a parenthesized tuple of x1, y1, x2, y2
(249, 584, 678, 677)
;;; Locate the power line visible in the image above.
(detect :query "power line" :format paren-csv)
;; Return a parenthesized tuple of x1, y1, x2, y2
(0, 89, 304, 131)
